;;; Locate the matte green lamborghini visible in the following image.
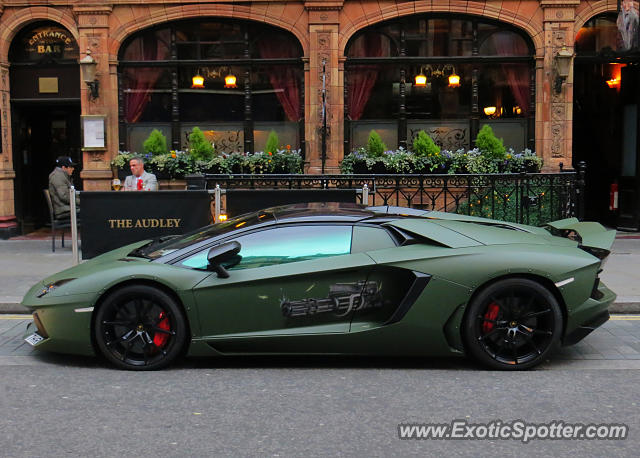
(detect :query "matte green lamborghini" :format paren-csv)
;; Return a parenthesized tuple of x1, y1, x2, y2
(22, 203, 616, 370)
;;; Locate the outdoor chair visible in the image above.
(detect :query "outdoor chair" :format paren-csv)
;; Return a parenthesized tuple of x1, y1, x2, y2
(43, 189, 71, 252)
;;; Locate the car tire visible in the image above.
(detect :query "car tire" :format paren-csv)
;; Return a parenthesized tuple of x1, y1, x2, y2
(463, 278, 563, 370)
(94, 284, 187, 370)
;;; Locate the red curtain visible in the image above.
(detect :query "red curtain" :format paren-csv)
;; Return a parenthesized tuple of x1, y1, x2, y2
(124, 34, 165, 123)
(488, 32, 530, 115)
(347, 34, 383, 120)
(257, 38, 301, 122)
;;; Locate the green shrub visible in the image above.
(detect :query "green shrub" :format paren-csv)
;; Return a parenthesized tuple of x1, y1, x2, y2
(188, 127, 215, 161)
(367, 130, 387, 158)
(412, 130, 440, 157)
(142, 129, 168, 156)
(265, 131, 279, 154)
(475, 125, 506, 160)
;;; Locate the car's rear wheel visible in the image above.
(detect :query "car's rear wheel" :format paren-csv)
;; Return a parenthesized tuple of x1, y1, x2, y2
(463, 278, 563, 370)
(94, 284, 187, 370)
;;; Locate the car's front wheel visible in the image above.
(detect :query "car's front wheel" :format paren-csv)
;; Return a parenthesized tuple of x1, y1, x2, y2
(94, 284, 187, 370)
(463, 278, 563, 370)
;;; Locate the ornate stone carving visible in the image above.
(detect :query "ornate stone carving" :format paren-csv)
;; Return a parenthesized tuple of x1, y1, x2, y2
(318, 34, 330, 50)
(551, 124, 563, 157)
(552, 104, 565, 121)
(552, 31, 565, 48)
(89, 151, 104, 162)
(86, 35, 101, 50)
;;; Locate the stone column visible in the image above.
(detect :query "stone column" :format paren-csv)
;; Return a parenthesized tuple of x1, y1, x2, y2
(539, 1, 579, 170)
(305, 1, 344, 174)
(0, 60, 17, 237)
(74, 5, 115, 191)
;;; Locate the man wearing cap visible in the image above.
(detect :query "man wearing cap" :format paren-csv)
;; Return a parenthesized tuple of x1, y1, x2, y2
(48, 156, 80, 219)
(123, 156, 158, 191)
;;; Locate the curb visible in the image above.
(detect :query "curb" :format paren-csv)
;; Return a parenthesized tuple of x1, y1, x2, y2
(608, 302, 640, 314)
(0, 303, 29, 314)
(2, 301, 640, 315)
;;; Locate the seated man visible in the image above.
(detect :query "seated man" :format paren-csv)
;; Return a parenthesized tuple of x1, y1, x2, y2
(123, 156, 158, 191)
(48, 156, 80, 219)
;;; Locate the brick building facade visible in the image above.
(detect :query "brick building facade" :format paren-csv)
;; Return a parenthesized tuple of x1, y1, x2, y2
(0, 1, 628, 234)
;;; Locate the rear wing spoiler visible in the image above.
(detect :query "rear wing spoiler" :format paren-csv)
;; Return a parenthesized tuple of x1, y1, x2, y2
(545, 218, 616, 252)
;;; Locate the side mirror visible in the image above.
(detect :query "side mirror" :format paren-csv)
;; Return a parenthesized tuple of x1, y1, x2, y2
(207, 241, 241, 278)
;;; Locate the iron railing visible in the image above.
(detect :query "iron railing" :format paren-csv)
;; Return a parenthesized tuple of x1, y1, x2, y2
(187, 162, 586, 226)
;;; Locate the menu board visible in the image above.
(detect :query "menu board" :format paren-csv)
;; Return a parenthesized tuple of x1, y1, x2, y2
(82, 115, 106, 149)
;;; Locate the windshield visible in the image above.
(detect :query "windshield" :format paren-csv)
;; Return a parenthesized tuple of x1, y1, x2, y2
(137, 210, 276, 260)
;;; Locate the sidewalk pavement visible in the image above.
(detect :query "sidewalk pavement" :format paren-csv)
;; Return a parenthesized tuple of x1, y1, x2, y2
(1, 233, 639, 314)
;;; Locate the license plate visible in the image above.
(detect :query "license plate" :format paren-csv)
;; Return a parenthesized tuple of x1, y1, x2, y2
(24, 333, 44, 346)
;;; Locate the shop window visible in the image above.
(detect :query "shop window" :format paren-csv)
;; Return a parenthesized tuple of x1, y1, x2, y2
(119, 19, 304, 153)
(345, 14, 534, 152)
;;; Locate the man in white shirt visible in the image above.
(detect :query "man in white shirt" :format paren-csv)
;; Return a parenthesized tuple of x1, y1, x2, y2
(123, 157, 158, 191)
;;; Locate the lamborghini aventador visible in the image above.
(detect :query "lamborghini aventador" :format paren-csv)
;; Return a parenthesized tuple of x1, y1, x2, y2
(21, 203, 616, 370)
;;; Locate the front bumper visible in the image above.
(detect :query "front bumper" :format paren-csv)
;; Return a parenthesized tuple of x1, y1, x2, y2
(562, 281, 616, 346)
(21, 301, 96, 356)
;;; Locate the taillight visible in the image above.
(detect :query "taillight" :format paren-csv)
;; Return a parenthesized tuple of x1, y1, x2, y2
(579, 245, 610, 269)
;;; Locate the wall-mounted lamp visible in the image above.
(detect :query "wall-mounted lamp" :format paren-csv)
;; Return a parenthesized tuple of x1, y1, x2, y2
(192, 68, 237, 89)
(448, 72, 461, 88)
(192, 73, 205, 89)
(483, 106, 497, 116)
(605, 63, 624, 90)
(224, 73, 237, 89)
(606, 78, 621, 89)
(414, 64, 460, 88)
(553, 46, 574, 94)
(414, 71, 427, 87)
(79, 49, 99, 100)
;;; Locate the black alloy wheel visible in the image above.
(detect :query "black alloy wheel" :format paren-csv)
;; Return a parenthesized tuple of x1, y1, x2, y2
(463, 278, 563, 370)
(94, 285, 187, 370)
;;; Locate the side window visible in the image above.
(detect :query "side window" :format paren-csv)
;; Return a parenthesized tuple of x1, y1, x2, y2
(351, 226, 397, 253)
(180, 225, 352, 270)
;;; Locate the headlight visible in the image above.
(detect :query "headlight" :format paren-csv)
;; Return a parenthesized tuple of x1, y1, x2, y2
(36, 279, 76, 298)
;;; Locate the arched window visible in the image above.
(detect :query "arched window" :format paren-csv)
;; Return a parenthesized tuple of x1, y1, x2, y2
(574, 13, 630, 111)
(119, 19, 304, 155)
(344, 15, 535, 153)
(575, 14, 620, 54)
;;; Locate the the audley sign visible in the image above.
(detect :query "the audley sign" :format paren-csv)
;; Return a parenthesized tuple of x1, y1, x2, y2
(80, 191, 212, 259)
(107, 218, 182, 229)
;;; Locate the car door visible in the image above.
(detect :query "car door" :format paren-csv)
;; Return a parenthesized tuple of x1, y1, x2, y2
(347, 225, 420, 332)
(185, 224, 377, 348)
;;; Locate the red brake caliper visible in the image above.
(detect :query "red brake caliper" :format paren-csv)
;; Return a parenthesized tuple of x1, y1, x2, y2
(482, 303, 500, 334)
(153, 311, 171, 348)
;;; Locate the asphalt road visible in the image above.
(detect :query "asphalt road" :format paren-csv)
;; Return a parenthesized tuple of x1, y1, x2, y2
(1, 317, 639, 456)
